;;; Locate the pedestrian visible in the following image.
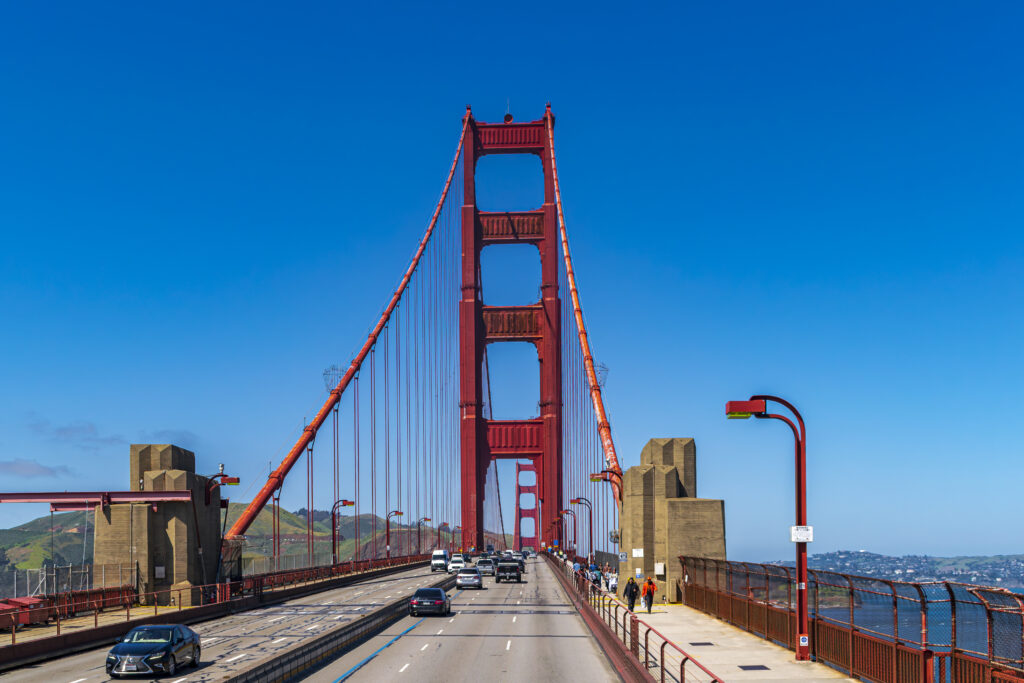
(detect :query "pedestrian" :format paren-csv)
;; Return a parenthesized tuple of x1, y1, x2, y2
(641, 576, 657, 613)
(609, 573, 618, 592)
(623, 576, 640, 612)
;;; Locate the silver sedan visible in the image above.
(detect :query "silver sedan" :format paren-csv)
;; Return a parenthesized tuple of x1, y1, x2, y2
(455, 567, 484, 589)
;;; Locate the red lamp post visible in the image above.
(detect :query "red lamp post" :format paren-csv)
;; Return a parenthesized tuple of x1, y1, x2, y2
(386, 510, 403, 559)
(417, 517, 431, 555)
(559, 509, 578, 555)
(437, 522, 449, 551)
(726, 395, 810, 661)
(570, 497, 594, 562)
(331, 499, 355, 564)
(454, 525, 463, 552)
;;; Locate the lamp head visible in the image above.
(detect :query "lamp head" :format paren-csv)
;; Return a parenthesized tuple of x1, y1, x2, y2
(726, 399, 767, 419)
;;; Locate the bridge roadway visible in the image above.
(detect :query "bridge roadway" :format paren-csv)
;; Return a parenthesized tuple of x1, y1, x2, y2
(306, 555, 619, 681)
(1, 565, 446, 682)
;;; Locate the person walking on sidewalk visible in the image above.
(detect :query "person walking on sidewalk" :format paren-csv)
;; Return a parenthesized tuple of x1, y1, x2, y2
(623, 577, 640, 612)
(641, 577, 657, 613)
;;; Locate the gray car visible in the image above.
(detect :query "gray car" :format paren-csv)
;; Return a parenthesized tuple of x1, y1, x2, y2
(475, 558, 495, 576)
(455, 567, 484, 589)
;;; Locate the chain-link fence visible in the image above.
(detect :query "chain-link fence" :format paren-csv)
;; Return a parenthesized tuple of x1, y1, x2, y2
(240, 552, 342, 576)
(0, 563, 137, 599)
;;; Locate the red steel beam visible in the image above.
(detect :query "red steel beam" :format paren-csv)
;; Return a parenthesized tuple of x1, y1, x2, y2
(545, 106, 623, 502)
(224, 115, 470, 541)
(0, 491, 192, 504)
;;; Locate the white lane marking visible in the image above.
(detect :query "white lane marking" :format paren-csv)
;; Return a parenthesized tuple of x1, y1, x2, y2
(323, 600, 334, 605)
(267, 616, 287, 623)
(306, 625, 320, 630)
(201, 638, 219, 644)
(69, 679, 88, 683)
(506, 639, 512, 650)
(171, 678, 188, 683)
(385, 595, 392, 599)
(436, 629, 443, 635)
(513, 616, 517, 623)
(420, 643, 429, 651)
(517, 600, 521, 604)
(400, 663, 410, 672)
(271, 637, 288, 644)
(333, 615, 347, 620)
(448, 617, 454, 623)
(225, 653, 248, 662)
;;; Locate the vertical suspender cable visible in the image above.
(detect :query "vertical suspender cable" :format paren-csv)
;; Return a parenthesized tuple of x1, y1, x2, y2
(545, 108, 623, 503)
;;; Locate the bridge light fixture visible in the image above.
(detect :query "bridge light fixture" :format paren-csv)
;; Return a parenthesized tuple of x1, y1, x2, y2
(725, 394, 810, 661)
(725, 399, 767, 419)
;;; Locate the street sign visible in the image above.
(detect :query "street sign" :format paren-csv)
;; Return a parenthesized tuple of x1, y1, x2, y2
(632, 548, 644, 558)
(790, 525, 814, 543)
(618, 552, 627, 562)
(551, 539, 559, 546)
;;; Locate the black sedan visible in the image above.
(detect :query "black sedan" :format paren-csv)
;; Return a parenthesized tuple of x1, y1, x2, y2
(409, 587, 451, 616)
(106, 624, 200, 678)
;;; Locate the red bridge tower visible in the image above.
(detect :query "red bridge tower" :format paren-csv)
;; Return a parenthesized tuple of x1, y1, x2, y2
(460, 107, 562, 551)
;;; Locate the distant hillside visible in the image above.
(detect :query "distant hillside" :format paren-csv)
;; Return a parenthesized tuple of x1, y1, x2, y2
(0, 505, 512, 569)
(770, 550, 1024, 588)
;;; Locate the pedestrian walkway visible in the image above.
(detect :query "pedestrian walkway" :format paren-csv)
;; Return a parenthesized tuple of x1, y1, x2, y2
(638, 601, 856, 682)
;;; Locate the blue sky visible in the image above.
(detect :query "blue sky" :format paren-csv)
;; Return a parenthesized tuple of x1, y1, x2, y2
(1, 2, 1022, 562)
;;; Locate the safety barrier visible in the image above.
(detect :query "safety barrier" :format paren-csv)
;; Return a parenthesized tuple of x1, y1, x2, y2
(547, 553, 721, 682)
(680, 556, 1024, 683)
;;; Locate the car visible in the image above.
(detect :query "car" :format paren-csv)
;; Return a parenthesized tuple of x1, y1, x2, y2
(106, 624, 200, 678)
(455, 567, 484, 589)
(448, 557, 466, 573)
(475, 558, 495, 576)
(409, 587, 451, 616)
(495, 560, 522, 583)
(431, 549, 450, 572)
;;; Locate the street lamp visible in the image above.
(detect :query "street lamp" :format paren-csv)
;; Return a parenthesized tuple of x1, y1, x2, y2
(386, 510, 404, 559)
(590, 469, 622, 486)
(454, 525, 463, 552)
(417, 517, 431, 556)
(570, 497, 594, 562)
(726, 394, 810, 661)
(331, 499, 355, 564)
(560, 509, 578, 555)
(437, 522, 449, 551)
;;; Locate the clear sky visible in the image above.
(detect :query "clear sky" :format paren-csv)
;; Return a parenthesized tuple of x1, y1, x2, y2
(1, 2, 1022, 562)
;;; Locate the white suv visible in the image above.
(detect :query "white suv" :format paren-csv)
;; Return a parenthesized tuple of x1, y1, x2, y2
(448, 555, 466, 574)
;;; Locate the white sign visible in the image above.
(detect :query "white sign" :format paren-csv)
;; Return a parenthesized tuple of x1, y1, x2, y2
(799, 635, 809, 646)
(654, 562, 665, 576)
(618, 552, 627, 563)
(635, 567, 642, 578)
(632, 548, 644, 558)
(790, 525, 814, 543)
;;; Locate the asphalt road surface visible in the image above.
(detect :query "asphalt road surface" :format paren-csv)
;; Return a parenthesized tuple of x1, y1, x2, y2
(1, 565, 445, 683)
(306, 556, 620, 681)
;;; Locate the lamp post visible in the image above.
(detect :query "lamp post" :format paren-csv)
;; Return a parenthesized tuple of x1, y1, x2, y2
(454, 525, 463, 553)
(386, 510, 403, 559)
(570, 497, 594, 562)
(417, 517, 431, 556)
(726, 394, 810, 661)
(331, 499, 355, 564)
(560, 509, 578, 555)
(590, 469, 622, 487)
(437, 522, 449, 551)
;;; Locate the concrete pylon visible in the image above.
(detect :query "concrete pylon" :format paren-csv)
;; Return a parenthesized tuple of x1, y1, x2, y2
(93, 444, 222, 605)
(618, 438, 725, 603)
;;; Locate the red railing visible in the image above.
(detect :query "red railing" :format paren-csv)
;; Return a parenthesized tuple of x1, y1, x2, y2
(550, 553, 721, 682)
(680, 556, 1024, 683)
(1, 554, 428, 646)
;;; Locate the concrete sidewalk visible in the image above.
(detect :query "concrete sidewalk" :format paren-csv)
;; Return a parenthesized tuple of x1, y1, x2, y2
(636, 601, 856, 682)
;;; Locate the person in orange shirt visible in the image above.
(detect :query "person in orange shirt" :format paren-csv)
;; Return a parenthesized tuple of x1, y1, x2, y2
(641, 577, 657, 613)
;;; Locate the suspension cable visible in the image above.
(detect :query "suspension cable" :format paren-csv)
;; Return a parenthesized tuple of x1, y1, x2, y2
(226, 116, 470, 540)
(545, 107, 623, 503)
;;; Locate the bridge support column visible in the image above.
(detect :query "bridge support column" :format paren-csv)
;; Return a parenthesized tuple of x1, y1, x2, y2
(459, 108, 563, 551)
